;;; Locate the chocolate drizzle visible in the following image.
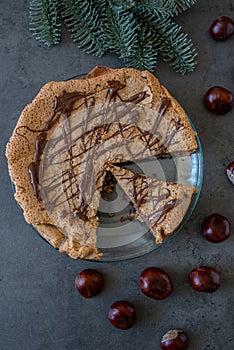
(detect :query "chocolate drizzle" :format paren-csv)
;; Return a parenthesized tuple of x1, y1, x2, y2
(158, 98, 171, 118)
(54, 90, 87, 116)
(106, 80, 124, 101)
(149, 198, 182, 227)
(36, 132, 47, 162)
(28, 162, 40, 200)
(106, 80, 148, 104)
(16, 78, 186, 226)
(117, 170, 171, 208)
(110, 168, 182, 229)
(22, 90, 88, 200)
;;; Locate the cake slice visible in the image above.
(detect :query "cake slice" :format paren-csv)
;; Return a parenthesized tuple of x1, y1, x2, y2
(107, 164, 197, 244)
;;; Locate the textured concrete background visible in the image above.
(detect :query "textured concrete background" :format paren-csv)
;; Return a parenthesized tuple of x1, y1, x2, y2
(1, 1, 234, 349)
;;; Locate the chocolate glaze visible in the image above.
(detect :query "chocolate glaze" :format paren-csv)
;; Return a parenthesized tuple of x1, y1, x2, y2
(36, 133, 47, 160)
(158, 97, 171, 118)
(16, 79, 185, 225)
(113, 169, 183, 229)
(163, 118, 184, 150)
(149, 198, 182, 228)
(116, 171, 170, 210)
(54, 90, 87, 116)
(106, 80, 124, 101)
(28, 162, 40, 200)
(154, 97, 171, 130)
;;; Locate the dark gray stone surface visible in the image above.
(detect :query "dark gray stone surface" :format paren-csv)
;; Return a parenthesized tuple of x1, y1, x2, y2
(1, 1, 234, 349)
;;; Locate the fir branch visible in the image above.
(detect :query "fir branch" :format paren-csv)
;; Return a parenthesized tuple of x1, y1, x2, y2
(111, 0, 197, 21)
(29, 0, 198, 74)
(133, 0, 176, 19)
(29, 0, 61, 46)
(59, 0, 107, 56)
(123, 25, 158, 72)
(100, 4, 158, 72)
(152, 18, 197, 74)
(108, 0, 138, 10)
(131, 6, 197, 74)
(92, 0, 112, 42)
(101, 4, 139, 60)
(171, 0, 197, 16)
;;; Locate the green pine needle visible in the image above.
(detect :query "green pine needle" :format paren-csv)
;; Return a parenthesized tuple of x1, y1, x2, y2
(123, 26, 158, 72)
(153, 18, 197, 74)
(117, 0, 196, 18)
(101, 5, 139, 58)
(172, 0, 197, 16)
(108, 0, 138, 10)
(132, 8, 197, 74)
(29, 0, 198, 74)
(134, 0, 177, 19)
(29, 0, 61, 46)
(58, 0, 107, 57)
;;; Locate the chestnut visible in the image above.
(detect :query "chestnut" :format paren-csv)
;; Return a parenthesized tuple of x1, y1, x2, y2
(75, 269, 104, 298)
(189, 266, 221, 293)
(204, 86, 233, 114)
(139, 267, 173, 300)
(227, 162, 234, 185)
(202, 213, 231, 243)
(209, 16, 234, 41)
(108, 301, 136, 330)
(161, 329, 189, 350)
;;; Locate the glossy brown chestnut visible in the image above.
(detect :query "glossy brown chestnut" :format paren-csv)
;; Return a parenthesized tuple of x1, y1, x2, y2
(161, 329, 189, 350)
(227, 162, 234, 185)
(204, 86, 233, 114)
(108, 301, 136, 330)
(139, 267, 173, 300)
(202, 213, 231, 243)
(189, 266, 220, 293)
(209, 16, 234, 41)
(75, 269, 104, 298)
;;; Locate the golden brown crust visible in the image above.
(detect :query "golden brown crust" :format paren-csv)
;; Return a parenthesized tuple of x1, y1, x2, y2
(86, 65, 115, 79)
(32, 223, 64, 249)
(33, 221, 103, 260)
(58, 238, 102, 260)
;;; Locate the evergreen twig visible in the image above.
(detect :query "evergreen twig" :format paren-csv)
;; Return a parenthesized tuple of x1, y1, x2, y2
(29, 0, 61, 46)
(172, 0, 197, 16)
(133, 0, 177, 19)
(59, 0, 107, 56)
(101, 4, 139, 59)
(133, 12, 197, 74)
(152, 17, 197, 74)
(29, 0, 198, 74)
(115, 0, 196, 18)
(123, 24, 158, 71)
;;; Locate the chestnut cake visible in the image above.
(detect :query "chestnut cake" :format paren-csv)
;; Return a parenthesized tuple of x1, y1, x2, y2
(6, 66, 198, 260)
